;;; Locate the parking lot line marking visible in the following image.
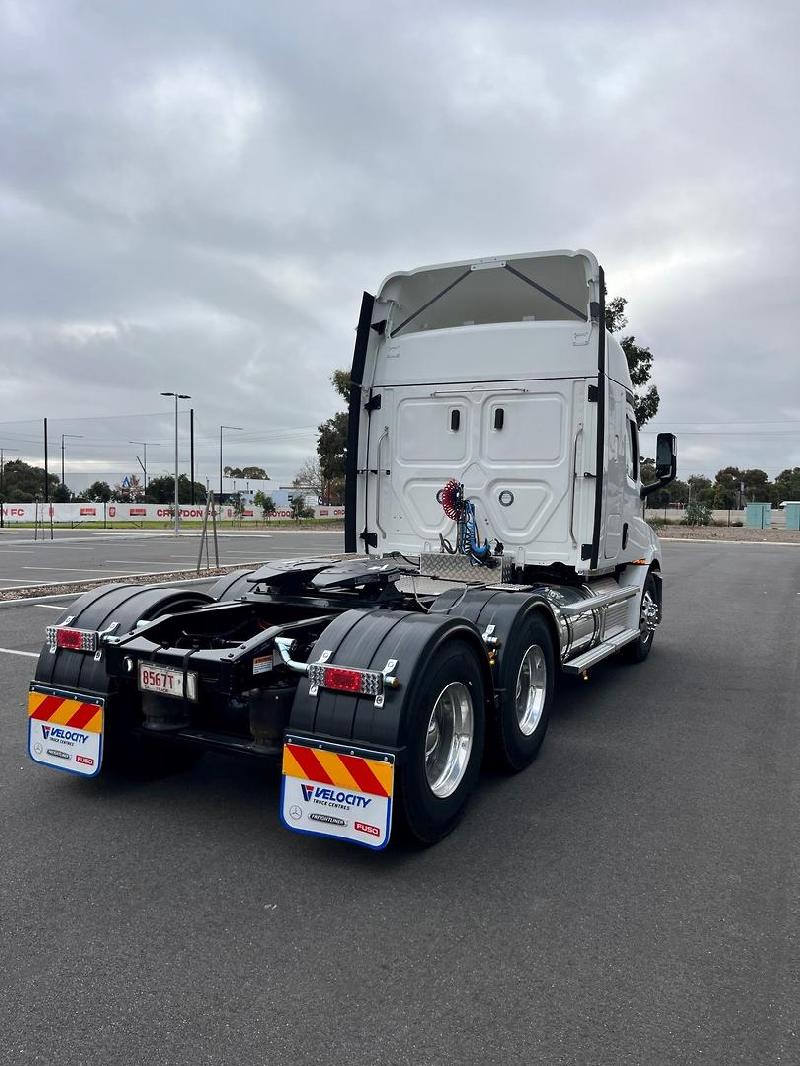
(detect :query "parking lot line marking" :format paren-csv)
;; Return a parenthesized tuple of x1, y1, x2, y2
(661, 537, 800, 547)
(1, 582, 51, 590)
(0, 647, 38, 658)
(22, 566, 116, 572)
(34, 604, 65, 610)
(103, 559, 179, 565)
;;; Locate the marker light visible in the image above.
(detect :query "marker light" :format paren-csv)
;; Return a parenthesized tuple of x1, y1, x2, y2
(307, 663, 385, 697)
(46, 626, 98, 653)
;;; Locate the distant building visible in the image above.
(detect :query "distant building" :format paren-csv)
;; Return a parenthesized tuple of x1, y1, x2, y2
(217, 478, 319, 508)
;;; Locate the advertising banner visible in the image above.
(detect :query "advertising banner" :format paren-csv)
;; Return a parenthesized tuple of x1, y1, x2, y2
(0, 502, 345, 524)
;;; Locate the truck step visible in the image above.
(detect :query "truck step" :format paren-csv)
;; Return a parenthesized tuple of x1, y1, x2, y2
(562, 628, 641, 673)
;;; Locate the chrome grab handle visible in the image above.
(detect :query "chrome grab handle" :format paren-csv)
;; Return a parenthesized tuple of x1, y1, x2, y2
(568, 422, 583, 548)
(375, 426, 389, 537)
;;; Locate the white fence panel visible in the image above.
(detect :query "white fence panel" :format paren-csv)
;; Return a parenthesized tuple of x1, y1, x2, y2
(0, 503, 346, 524)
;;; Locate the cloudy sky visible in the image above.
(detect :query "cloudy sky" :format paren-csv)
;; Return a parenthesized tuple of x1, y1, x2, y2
(1, 0, 798, 490)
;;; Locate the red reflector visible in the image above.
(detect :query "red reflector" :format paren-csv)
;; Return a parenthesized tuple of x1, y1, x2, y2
(57, 628, 85, 650)
(322, 667, 363, 693)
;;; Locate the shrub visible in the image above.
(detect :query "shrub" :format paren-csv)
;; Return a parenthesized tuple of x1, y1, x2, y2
(684, 501, 712, 526)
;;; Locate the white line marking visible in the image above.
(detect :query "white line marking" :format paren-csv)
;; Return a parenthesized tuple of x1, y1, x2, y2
(23, 566, 113, 573)
(34, 604, 66, 610)
(661, 537, 800, 547)
(0, 581, 52, 590)
(0, 647, 38, 658)
(103, 559, 181, 565)
(0, 574, 221, 607)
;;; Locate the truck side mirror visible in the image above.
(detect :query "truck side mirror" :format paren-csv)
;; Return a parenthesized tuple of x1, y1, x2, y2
(641, 432, 677, 498)
(655, 433, 677, 480)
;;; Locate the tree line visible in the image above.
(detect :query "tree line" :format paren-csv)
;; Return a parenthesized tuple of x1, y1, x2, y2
(0, 460, 209, 504)
(643, 464, 800, 509)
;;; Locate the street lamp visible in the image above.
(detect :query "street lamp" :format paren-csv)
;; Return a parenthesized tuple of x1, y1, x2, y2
(60, 434, 83, 493)
(129, 440, 160, 494)
(220, 425, 243, 501)
(161, 392, 191, 535)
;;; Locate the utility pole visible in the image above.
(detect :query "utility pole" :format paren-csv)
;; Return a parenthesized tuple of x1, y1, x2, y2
(161, 392, 191, 535)
(61, 434, 83, 495)
(43, 417, 49, 503)
(130, 441, 159, 494)
(190, 408, 195, 504)
(219, 424, 243, 502)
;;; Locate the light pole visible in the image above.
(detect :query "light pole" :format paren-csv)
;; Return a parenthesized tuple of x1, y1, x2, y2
(60, 434, 83, 494)
(129, 440, 160, 495)
(219, 425, 243, 502)
(161, 392, 191, 535)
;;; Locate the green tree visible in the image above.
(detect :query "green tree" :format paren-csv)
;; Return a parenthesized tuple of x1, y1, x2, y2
(317, 410, 348, 505)
(685, 500, 712, 526)
(52, 482, 72, 502)
(712, 466, 744, 508)
(774, 467, 800, 502)
(290, 495, 313, 520)
(312, 369, 352, 505)
(79, 480, 112, 503)
(253, 491, 276, 521)
(223, 465, 269, 480)
(688, 475, 714, 506)
(740, 468, 771, 502)
(230, 492, 245, 525)
(331, 369, 351, 402)
(146, 474, 207, 504)
(642, 459, 686, 508)
(605, 296, 659, 426)
(0, 459, 59, 502)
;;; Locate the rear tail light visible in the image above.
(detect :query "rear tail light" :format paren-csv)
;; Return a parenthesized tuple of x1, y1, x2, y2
(46, 626, 98, 653)
(307, 663, 384, 697)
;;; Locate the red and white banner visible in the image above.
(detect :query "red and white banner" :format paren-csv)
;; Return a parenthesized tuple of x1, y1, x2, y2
(0, 503, 345, 524)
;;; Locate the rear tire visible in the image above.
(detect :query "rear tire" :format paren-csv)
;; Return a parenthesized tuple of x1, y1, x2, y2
(622, 571, 659, 663)
(398, 639, 486, 845)
(492, 613, 554, 772)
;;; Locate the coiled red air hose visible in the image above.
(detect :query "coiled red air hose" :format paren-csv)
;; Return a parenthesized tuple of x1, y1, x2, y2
(440, 479, 463, 520)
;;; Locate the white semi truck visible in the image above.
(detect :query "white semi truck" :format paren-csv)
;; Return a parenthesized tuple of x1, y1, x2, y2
(27, 249, 677, 850)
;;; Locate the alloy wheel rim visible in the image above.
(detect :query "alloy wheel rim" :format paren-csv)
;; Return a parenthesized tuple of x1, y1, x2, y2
(640, 589, 658, 644)
(515, 644, 547, 736)
(424, 682, 474, 799)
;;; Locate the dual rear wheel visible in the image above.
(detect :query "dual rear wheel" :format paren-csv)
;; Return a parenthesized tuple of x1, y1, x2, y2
(398, 613, 556, 844)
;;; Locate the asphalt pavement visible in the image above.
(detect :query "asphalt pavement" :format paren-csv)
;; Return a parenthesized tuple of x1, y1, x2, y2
(0, 541, 797, 1065)
(0, 528, 344, 590)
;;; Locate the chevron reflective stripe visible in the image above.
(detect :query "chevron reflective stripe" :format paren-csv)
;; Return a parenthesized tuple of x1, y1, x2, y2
(282, 741, 393, 798)
(27, 690, 103, 734)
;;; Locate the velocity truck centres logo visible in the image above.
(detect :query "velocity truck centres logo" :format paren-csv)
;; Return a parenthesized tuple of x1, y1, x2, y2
(41, 724, 88, 744)
(300, 782, 372, 808)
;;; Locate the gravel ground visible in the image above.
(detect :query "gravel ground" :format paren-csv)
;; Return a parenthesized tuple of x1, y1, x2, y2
(655, 524, 800, 543)
(0, 565, 241, 602)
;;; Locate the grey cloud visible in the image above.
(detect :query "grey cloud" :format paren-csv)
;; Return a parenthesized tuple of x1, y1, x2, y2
(1, 0, 798, 487)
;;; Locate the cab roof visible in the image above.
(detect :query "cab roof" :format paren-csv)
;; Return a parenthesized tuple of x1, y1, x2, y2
(378, 250, 599, 336)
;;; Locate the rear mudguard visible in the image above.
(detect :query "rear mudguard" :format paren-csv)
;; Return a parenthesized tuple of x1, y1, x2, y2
(35, 583, 212, 699)
(429, 586, 562, 680)
(288, 607, 493, 756)
(208, 570, 256, 602)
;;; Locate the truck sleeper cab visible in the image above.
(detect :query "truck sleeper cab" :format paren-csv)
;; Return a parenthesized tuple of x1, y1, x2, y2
(27, 249, 676, 850)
